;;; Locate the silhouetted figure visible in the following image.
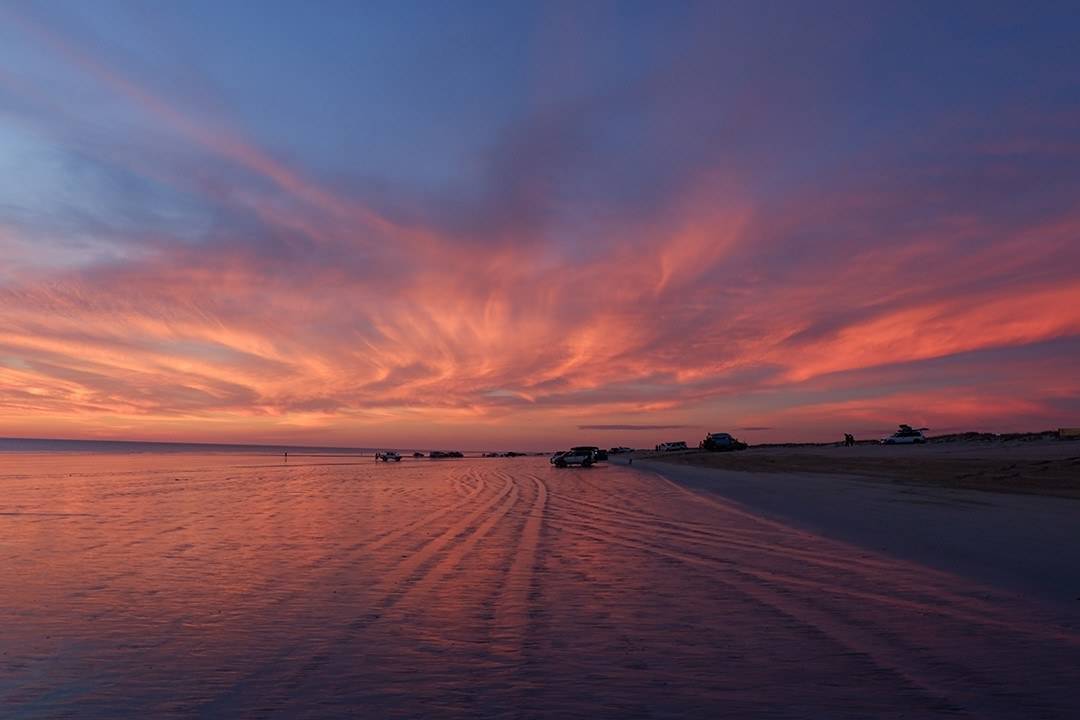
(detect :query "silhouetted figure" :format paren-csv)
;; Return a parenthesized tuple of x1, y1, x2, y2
(284, 450, 288, 462)
(844, 433, 855, 447)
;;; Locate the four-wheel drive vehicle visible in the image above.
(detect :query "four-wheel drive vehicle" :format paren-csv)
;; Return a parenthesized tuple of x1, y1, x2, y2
(429, 450, 464, 458)
(700, 432, 748, 451)
(550, 448, 596, 467)
(572, 445, 607, 461)
(881, 425, 928, 444)
(656, 441, 689, 452)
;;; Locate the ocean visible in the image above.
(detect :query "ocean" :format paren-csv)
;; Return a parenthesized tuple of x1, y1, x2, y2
(0, 437, 373, 455)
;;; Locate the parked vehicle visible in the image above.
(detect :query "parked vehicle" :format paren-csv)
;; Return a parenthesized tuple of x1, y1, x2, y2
(572, 445, 607, 461)
(429, 450, 464, 458)
(375, 451, 402, 462)
(608, 446, 634, 454)
(700, 432, 748, 451)
(656, 441, 689, 452)
(881, 425, 928, 445)
(550, 448, 596, 467)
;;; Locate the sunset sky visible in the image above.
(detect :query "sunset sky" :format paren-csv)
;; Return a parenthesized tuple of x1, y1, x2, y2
(1, 2, 1078, 449)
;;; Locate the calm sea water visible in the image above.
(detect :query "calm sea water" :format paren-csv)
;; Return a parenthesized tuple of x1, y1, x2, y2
(1, 452, 1078, 718)
(0, 438, 374, 455)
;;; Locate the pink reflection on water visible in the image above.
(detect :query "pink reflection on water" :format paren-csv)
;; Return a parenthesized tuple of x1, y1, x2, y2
(1, 453, 1078, 718)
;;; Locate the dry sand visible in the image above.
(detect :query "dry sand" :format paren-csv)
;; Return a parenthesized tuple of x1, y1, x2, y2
(638, 439, 1080, 497)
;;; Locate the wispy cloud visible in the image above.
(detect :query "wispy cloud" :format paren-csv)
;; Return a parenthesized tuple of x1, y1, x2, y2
(0, 7, 1078, 446)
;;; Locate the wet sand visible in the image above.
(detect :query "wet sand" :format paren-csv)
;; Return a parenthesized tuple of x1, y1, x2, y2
(629, 455, 1080, 614)
(2, 453, 1079, 718)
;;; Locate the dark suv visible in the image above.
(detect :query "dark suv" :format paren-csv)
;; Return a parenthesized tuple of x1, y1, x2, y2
(572, 446, 607, 461)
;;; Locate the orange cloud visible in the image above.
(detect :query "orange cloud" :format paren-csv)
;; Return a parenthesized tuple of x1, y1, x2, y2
(777, 281, 1080, 383)
(2, 14, 1079, 447)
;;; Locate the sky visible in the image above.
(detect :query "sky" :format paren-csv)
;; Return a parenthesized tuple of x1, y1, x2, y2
(1, 1, 1078, 449)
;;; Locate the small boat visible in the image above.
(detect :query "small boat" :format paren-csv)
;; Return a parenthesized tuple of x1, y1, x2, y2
(375, 451, 402, 462)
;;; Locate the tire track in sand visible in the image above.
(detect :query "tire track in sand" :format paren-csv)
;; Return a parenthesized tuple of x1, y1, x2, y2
(547, 496, 1080, 645)
(644, 473, 1080, 643)
(546, 496, 1033, 631)
(490, 474, 547, 660)
(547, 518, 980, 716)
(255, 466, 492, 612)
(365, 470, 523, 616)
(547, 517, 1074, 718)
(200, 471, 516, 712)
(548, 471, 1066, 638)
(273, 472, 524, 696)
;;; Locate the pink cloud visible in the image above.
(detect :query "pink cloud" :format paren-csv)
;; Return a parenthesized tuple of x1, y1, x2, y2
(2, 15, 1078, 447)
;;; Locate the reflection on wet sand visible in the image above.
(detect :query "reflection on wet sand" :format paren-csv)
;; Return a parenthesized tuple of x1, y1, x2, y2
(1, 454, 1078, 718)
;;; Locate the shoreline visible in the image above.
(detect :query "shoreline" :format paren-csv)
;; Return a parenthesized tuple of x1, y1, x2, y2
(618, 453, 1080, 615)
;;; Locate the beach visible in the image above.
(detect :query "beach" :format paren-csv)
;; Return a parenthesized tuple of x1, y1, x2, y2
(630, 440, 1080, 613)
(2, 451, 1079, 718)
(641, 439, 1080, 497)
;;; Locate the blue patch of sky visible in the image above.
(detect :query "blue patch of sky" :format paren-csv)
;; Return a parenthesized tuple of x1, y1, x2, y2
(3, 0, 1079, 253)
(0, 123, 214, 267)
